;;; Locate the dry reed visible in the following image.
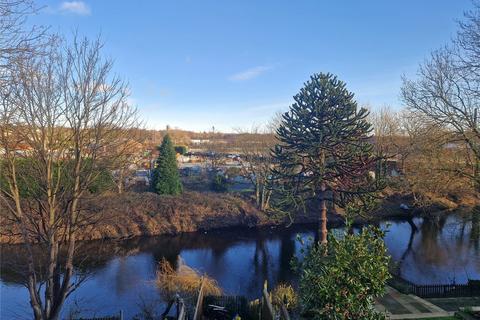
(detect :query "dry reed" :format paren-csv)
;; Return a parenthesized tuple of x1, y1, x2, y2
(156, 257, 222, 301)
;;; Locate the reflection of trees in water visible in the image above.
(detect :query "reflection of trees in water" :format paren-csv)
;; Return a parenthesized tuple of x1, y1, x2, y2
(238, 231, 273, 297)
(409, 215, 458, 282)
(245, 230, 298, 297)
(397, 218, 418, 277)
(413, 215, 448, 265)
(3, 216, 477, 292)
(253, 237, 269, 279)
(277, 233, 296, 284)
(110, 256, 152, 296)
(0, 240, 119, 285)
(0, 226, 308, 300)
(471, 206, 479, 252)
(403, 212, 479, 283)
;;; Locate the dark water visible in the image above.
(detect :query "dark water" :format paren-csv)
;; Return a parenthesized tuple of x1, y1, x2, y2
(1, 212, 479, 319)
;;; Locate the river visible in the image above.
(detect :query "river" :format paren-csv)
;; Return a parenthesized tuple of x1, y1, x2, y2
(1, 212, 479, 319)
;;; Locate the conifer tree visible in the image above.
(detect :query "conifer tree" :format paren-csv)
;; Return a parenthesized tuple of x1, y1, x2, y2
(273, 73, 381, 244)
(152, 134, 183, 195)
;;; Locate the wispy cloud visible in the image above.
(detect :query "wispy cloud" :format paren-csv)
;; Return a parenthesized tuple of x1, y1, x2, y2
(59, 1, 91, 15)
(228, 65, 272, 81)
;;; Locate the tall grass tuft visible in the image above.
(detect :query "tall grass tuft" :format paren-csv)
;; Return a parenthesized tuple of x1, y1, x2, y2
(156, 257, 222, 302)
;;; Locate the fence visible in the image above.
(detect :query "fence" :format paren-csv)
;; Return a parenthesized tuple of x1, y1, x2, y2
(389, 275, 480, 298)
(411, 283, 480, 298)
(203, 295, 250, 318)
(197, 280, 292, 320)
(177, 299, 187, 320)
(193, 278, 205, 320)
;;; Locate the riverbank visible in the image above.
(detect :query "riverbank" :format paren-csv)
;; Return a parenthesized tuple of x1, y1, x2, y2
(0, 190, 478, 244)
(0, 191, 270, 244)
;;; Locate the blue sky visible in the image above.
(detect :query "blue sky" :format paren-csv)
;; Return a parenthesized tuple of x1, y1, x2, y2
(36, 0, 472, 132)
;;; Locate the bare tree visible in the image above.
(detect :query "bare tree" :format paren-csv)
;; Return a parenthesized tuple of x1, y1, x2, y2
(456, 0, 480, 83)
(402, 4, 480, 192)
(0, 35, 139, 320)
(370, 106, 475, 206)
(235, 124, 277, 210)
(111, 129, 146, 193)
(0, 0, 47, 80)
(205, 126, 226, 171)
(369, 106, 403, 158)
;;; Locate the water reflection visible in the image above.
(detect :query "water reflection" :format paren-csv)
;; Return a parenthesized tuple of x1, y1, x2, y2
(384, 212, 480, 285)
(1, 212, 479, 319)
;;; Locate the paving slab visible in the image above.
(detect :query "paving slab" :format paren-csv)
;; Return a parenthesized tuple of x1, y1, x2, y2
(376, 286, 452, 319)
(388, 311, 455, 319)
(427, 297, 480, 312)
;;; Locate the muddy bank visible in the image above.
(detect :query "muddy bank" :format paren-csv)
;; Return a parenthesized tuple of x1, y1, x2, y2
(374, 189, 478, 216)
(1, 190, 478, 244)
(86, 191, 272, 240)
(0, 192, 271, 244)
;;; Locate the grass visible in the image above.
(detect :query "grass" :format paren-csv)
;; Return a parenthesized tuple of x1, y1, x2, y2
(156, 257, 222, 301)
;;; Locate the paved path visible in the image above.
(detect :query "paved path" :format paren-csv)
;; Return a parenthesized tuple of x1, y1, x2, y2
(376, 286, 454, 319)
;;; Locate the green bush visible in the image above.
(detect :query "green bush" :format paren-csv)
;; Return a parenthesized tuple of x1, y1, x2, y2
(88, 168, 115, 194)
(296, 224, 391, 320)
(0, 158, 42, 198)
(0, 158, 115, 197)
(174, 145, 188, 155)
(210, 174, 228, 192)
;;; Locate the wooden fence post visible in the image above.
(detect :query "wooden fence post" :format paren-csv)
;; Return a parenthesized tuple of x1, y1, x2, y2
(193, 277, 205, 320)
(261, 280, 275, 320)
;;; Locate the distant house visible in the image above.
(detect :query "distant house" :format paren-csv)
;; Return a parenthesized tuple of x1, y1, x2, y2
(369, 159, 402, 180)
(177, 154, 189, 163)
(0, 142, 34, 156)
(374, 159, 401, 178)
(385, 160, 401, 177)
(179, 165, 203, 176)
(191, 139, 210, 145)
(133, 169, 150, 186)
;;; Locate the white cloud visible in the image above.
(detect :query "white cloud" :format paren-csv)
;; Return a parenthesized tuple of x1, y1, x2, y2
(60, 1, 91, 15)
(228, 65, 272, 81)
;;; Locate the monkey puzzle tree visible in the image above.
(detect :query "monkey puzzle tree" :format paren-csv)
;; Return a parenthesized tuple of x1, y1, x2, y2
(152, 134, 183, 195)
(273, 73, 381, 245)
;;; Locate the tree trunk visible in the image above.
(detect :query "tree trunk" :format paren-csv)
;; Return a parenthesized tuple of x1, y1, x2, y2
(319, 182, 328, 246)
(264, 189, 272, 210)
(255, 183, 260, 207)
(9, 164, 44, 319)
(474, 157, 480, 193)
(117, 178, 124, 194)
(117, 170, 125, 194)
